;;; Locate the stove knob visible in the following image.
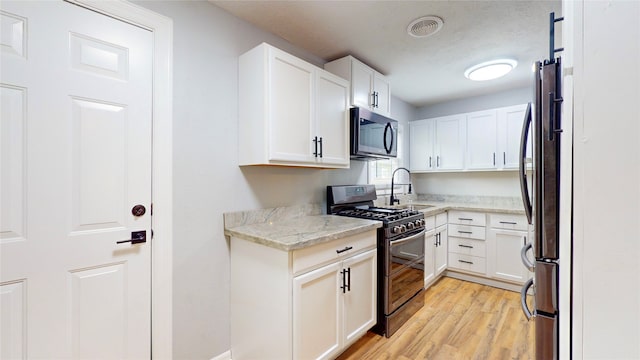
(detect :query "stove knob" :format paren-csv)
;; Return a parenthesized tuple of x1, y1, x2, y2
(415, 219, 423, 227)
(393, 226, 402, 234)
(407, 222, 415, 230)
(400, 224, 407, 233)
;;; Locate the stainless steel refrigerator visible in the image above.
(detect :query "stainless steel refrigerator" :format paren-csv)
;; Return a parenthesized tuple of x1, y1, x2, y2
(518, 15, 563, 359)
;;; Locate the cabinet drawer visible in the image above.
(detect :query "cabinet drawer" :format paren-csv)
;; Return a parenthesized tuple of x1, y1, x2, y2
(448, 210, 486, 226)
(448, 253, 486, 274)
(449, 237, 486, 258)
(424, 216, 435, 231)
(448, 224, 486, 240)
(292, 230, 376, 275)
(489, 213, 529, 231)
(435, 212, 447, 227)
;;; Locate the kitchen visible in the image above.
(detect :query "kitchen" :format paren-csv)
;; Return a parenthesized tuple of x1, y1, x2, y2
(0, 1, 637, 360)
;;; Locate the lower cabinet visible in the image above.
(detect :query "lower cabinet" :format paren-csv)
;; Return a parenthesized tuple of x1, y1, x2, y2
(487, 213, 531, 284)
(230, 230, 377, 360)
(293, 249, 376, 360)
(424, 213, 447, 288)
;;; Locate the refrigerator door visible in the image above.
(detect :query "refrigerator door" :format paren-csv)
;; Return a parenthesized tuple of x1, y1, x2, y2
(535, 313, 558, 360)
(538, 60, 562, 260)
(534, 260, 558, 315)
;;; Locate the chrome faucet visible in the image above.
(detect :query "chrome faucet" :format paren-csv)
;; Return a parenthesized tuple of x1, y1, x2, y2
(389, 167, 412, 206)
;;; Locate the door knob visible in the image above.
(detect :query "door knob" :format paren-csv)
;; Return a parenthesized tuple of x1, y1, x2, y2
(117, 230, 146, 245)
(131, 204, 146, 217)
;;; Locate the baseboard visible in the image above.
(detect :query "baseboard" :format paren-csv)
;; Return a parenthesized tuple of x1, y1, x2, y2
(444, 271, 525, 293)
(211, 350, 232, 360)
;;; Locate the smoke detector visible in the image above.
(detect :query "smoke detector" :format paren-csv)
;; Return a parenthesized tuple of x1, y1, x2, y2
(407, 16, 444, 38)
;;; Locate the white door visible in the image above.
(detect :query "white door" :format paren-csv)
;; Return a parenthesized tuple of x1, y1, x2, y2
(435, 115, 465, 170)
(343, 249, 376, 345)
(268, 47, 315, 164)
(316, 71, 349, 167)
(498, 104, 529, 169)
(466, 110, 498, 170)
(351, 60, 373, 110)
(0, 1, 152, 358)
(409, 119, 435, 171)
(423, 230, 436, 287)
(435, 226, 448, 275)
(293, 262, 342, 360)
(372, 73, 390, 117)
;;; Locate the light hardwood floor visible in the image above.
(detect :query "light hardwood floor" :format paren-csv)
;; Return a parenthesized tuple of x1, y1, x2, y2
(337, 277, 534, 360)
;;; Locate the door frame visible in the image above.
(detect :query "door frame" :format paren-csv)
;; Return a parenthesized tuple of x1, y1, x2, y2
(65, 0, 174, 358)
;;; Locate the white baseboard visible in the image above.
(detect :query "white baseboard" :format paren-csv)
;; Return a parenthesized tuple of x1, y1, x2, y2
(444, 271, 524, 293)
(211, 350, 232, 360)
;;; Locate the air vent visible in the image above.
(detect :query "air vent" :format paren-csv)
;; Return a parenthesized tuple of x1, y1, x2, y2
(407, 16, 444, 38)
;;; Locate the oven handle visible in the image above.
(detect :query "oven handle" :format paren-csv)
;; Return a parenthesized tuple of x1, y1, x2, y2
(390, 229, 426, 246)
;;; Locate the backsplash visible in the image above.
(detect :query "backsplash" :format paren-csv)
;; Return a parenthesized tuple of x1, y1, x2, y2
(417, 193, 523, 208)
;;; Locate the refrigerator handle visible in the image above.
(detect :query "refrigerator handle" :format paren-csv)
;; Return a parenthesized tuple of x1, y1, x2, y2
(519, 102, 533, 224)
(520, 241, 535, 272)
(520, 277, 535, 321)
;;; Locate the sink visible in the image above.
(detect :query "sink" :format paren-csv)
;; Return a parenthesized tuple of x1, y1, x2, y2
(395, 204, 435, 211)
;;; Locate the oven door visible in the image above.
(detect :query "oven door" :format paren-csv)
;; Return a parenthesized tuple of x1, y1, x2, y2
(385, 229, 426, 314)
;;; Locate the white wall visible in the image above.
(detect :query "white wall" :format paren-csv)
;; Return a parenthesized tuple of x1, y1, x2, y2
(411, 88, 531, 197)
(571, 0, 640, 358)
(131, 2, 412, 358)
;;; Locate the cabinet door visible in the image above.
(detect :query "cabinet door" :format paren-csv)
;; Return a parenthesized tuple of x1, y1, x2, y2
(351, 60, 373, 110)
(466, 110, 498, 169)
(343, 249, 377, 345)
(435, 115, 465, 170)
(488, 228, 529, 283)
(498, 104, 529, 169)
(293, 262, 342, 360)
(435, 226, 448, 276)
(424, 230, 436, 287)
(410, 120, 435, 171)
(316, 71, 349, 167)
(373, 72, 391, 117)
(269, 49, 315, 163)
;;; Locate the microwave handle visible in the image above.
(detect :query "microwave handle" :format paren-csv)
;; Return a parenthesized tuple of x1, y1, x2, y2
(383, 122, 394, 155)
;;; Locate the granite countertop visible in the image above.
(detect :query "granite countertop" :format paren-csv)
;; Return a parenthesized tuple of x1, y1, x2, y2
(224, 198, 525, 252)
(411, 201, 526, 217)
(224, 205, 382, 251)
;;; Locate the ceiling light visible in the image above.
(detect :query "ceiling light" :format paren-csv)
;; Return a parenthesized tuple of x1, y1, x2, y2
(464, 59, 518, 81)
(407, 16, 444, 38)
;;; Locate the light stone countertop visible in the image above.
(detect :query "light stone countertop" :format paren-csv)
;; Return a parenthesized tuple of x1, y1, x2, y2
(224, 208, 382, 251)
(224, 198, 525, 252)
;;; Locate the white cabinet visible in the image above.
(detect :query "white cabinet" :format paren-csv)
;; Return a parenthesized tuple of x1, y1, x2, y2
(239, 43, 349, 168)
(466, 110, 499, 170)
(498, 104, 530, 169)
(447, 211, 487, 275)
(230, 230, 377, 360)
(410, 103, 529, 172)
(409, 115, 465, 172)
(487, 213, 531, 284)
(293, 249, 376, 359)
(424, 213, 447, 288)
(324, 55, 391, 117)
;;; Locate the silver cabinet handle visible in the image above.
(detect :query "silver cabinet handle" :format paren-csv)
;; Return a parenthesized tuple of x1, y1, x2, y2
(458, 218, 473, 221)
(458, 244, 473, 249)
(458, 230, 472, 234)
(458, 259, 473, 264)
(520, 278, 535, 320)
(500, 221, 517, 225)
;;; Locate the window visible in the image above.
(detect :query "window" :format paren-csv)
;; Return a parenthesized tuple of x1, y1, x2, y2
(368, 123, 404, 188)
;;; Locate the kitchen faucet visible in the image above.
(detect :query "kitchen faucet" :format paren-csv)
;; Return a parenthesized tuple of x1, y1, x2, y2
(389, 167, 412, 206)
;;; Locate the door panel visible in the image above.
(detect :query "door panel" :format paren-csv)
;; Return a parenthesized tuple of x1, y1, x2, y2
(0, 1, 152, 358)
(343, 249, 376, 344)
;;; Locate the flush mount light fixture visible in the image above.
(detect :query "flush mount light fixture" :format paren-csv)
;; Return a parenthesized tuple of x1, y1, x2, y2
(464, 59, 518, 81)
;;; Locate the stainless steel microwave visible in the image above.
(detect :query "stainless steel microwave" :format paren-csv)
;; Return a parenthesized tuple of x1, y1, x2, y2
(350, 107, 398, 160)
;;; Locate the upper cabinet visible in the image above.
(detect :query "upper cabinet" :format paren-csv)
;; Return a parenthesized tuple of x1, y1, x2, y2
(239, 43, 349, 168)
(410, 114, 466, 172)
(410, 104, 529, 173)
(324, 55, 391, 117)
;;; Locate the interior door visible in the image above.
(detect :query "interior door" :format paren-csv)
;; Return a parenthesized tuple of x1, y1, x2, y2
(0, 1, 152, 358)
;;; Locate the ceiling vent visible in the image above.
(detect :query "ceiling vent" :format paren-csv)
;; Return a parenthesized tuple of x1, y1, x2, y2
(407, 16, 444, 38)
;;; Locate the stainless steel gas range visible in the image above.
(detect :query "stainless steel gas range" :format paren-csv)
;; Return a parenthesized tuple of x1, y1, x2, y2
(327, 185, 425, 337)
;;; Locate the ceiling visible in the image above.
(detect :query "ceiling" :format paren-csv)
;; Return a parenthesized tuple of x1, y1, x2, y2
(210, 0, 562, 108)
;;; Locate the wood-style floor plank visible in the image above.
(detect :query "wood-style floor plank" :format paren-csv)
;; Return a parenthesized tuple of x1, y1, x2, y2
(337, 277, 534, 360)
